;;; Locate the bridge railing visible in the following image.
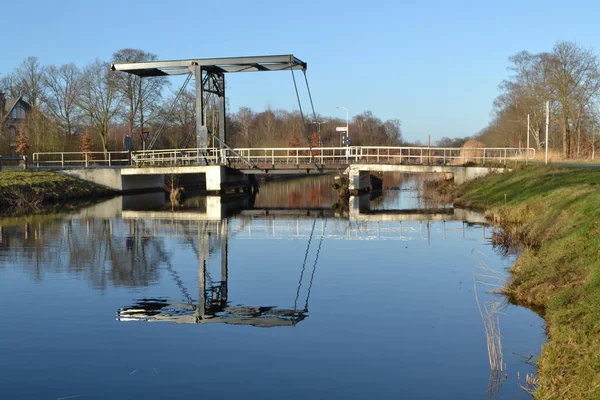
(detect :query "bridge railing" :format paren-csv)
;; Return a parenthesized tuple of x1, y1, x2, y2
(131, 148, 223, 166)
(32, 151, 131, 168)
(32, 146, 535, 168)
(225, 146, 535, 166)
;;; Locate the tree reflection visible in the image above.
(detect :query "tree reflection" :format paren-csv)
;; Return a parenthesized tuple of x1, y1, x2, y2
(0, 218, 163, 289)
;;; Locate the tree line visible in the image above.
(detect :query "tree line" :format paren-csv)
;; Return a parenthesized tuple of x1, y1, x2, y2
(0, 49, 403, 157)
(473, 41, 600, 159)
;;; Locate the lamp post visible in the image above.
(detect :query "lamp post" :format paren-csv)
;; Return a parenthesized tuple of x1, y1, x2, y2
(336, 106, 349, 147)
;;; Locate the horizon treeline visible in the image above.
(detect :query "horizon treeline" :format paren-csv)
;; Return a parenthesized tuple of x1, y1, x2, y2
(473, 40, 600, 159)
(0, 49, 403, 156)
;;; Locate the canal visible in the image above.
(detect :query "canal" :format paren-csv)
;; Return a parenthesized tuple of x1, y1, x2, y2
(0, 174, 544, 399)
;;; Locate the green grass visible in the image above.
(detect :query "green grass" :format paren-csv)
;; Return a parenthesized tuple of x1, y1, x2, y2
(0, 170, 114, 215)
(455, 165, 600, 399)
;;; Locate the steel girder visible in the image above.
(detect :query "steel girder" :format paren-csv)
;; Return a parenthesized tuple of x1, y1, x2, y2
(111, 55, 306, 149)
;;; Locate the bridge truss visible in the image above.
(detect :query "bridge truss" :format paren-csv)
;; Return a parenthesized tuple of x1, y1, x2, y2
(111, 55, 308, 150)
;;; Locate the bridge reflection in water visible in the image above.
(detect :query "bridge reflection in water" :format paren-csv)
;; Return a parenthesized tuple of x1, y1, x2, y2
(109, 191, 489, 327)
(118, 220, 313, 327)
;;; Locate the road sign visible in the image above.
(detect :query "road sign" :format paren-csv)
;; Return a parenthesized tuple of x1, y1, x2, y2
(343, 136, 351, 146)
(140, 131, 149, 142)
(336, 127, 347, 132)
(123, 135, 133, 151)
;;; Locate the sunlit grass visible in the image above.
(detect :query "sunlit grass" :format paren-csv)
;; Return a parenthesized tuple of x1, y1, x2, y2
(456, 165, 600, 399)
(0, 170, 114, 215)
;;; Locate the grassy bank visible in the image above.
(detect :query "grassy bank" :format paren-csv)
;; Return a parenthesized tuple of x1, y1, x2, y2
(454, 165, 600, 399)
(0, 170, 114, 215)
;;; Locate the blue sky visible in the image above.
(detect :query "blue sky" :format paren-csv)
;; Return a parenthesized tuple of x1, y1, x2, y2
(2, 0, 599, 142)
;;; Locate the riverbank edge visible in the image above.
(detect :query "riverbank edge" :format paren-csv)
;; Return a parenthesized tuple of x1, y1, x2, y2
(447, 165, 600, 399)
(0, 171, 118, 217)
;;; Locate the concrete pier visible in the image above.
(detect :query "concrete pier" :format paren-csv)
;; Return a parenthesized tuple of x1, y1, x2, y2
(60, 165, 250, 194)
(347, 164, 506, 193)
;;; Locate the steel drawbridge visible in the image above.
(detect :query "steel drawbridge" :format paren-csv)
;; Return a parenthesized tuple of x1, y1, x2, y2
(112, 54, 320, 169)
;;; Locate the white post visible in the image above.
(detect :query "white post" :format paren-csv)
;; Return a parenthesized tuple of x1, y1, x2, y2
(545, 101, 550, 165)
(527, 114, 530, 165)
(593, 121, 596, 161)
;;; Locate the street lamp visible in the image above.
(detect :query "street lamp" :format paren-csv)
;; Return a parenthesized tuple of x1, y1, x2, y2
(336, 106, 349, 147)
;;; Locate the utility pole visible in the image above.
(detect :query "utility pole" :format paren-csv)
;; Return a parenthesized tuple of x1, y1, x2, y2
(527, 114, 530, 165)
(545, 101, 550, 165)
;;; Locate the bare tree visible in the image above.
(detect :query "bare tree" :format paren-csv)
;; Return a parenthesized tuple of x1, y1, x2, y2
(154, 88, 195, 148)
(111, 49, 167, 140)
(257, 107, 278, 146)
(44, 63, 84, 138)
(79, 60, 121, 156)
(479, 43, 600, 158)
(548, 41, 600, 158)
(0, 73, 21, 99)
(383, 119, 403, 145)
(235, 107, 255, 147)
(13, 57, 45, 108)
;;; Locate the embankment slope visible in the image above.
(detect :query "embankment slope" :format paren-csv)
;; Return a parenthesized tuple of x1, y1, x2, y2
(454, 165, 600, 399)
(0, 171, 114, 215)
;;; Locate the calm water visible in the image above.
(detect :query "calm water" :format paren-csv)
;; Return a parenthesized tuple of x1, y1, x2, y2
(0, 175, 544, 399)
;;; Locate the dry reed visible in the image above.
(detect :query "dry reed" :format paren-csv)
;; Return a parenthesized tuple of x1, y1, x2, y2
(472, 250, 508, 372)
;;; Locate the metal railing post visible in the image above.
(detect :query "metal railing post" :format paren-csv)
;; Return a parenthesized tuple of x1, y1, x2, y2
(85, 153, 89, 168)
(61, 153, 64, 168)
(108, 152, 112, 166)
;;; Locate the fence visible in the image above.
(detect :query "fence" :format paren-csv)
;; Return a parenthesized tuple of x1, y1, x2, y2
(32, 146, 535, 168)
(32, 151, 131, 168)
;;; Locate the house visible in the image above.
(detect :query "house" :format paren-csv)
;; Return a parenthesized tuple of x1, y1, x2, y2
(0, 92, 31, 144)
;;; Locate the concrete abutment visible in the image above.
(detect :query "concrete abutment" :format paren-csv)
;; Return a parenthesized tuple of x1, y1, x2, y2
(60, 165, 251, 195)
(347, 164, 506, 191)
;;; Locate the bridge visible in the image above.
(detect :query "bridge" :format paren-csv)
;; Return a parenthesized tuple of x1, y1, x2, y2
(31, 145, 534, 194)
(26, 54, 534, 194)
